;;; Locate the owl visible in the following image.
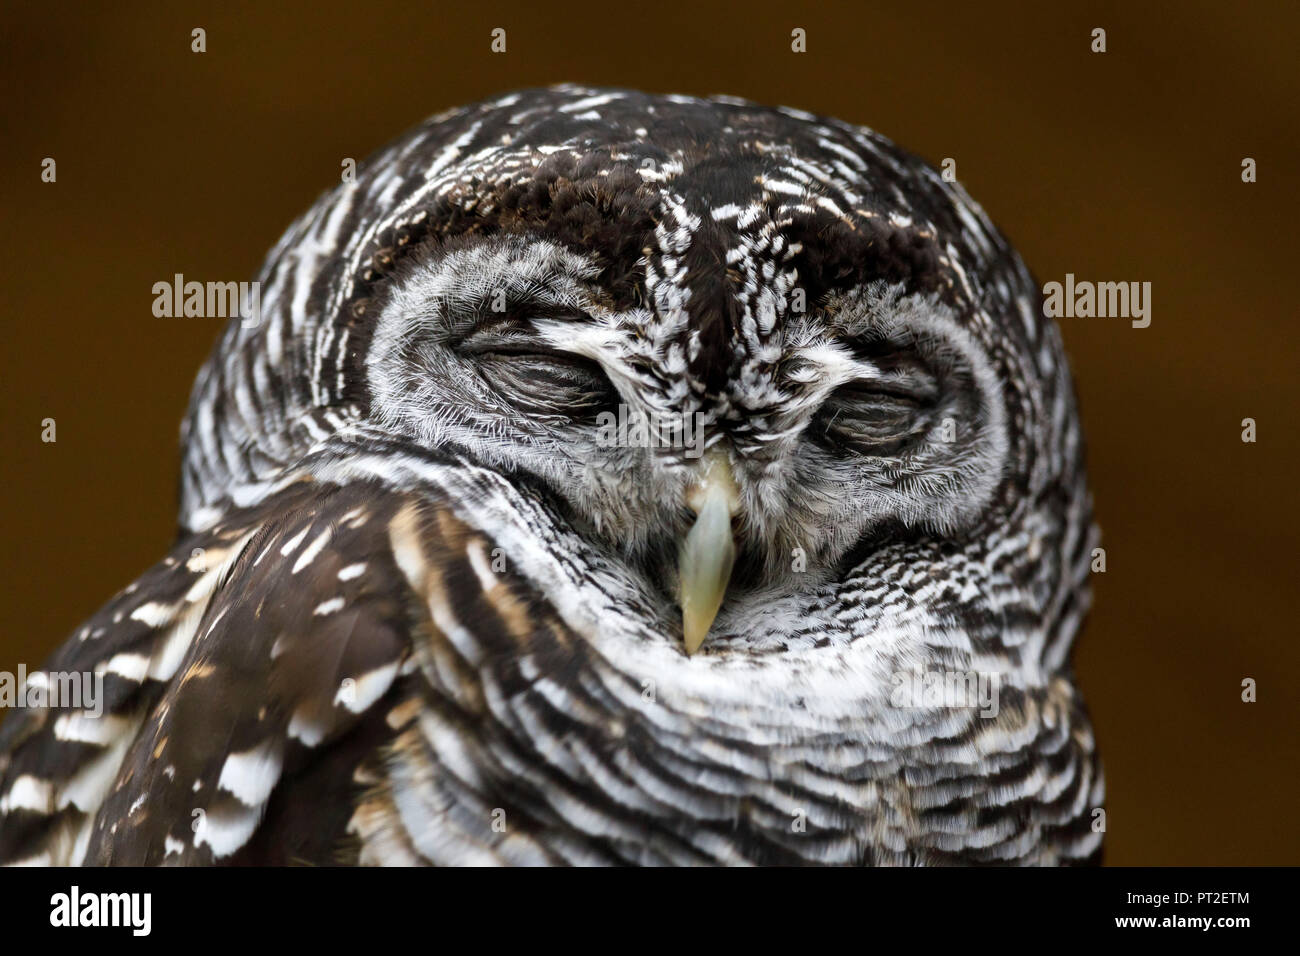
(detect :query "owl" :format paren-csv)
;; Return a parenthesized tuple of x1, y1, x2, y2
(0, 86, 1103, 866)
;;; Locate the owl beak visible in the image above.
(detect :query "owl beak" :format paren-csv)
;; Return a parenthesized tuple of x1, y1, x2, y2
(679, 451, 739, 655)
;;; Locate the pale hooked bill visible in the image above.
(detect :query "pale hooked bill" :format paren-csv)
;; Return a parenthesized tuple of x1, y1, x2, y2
(678, 451, 739, 655)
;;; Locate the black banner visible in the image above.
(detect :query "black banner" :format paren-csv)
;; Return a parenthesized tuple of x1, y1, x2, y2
(0, 866, 1282, 941)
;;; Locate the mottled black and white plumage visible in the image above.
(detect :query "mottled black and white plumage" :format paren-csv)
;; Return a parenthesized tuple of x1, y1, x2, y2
(0, 86, 1102, 865)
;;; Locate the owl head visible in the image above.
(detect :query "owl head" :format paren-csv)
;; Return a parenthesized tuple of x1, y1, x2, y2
(181, 86, 1089, 660)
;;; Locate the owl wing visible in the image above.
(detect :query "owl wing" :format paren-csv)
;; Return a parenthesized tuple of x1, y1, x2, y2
(0, 477, 536, 866)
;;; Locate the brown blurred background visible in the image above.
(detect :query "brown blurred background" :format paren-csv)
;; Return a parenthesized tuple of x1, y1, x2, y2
(1, 1, 1296, 864)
